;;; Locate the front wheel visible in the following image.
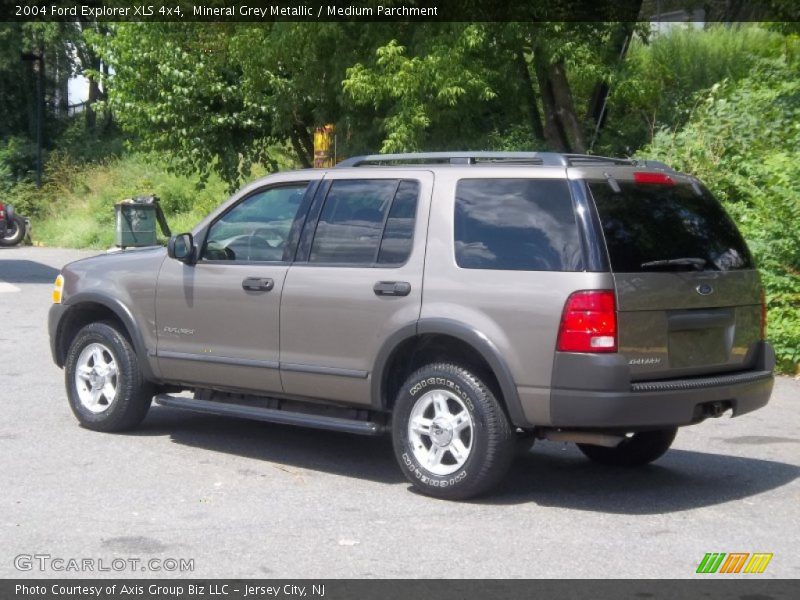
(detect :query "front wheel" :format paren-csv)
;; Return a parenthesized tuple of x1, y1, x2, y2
(0, 215, 26, 246)
(577, 428, 677, 467)
(64, 322, 153, 432)
(392, 363, 515, 500)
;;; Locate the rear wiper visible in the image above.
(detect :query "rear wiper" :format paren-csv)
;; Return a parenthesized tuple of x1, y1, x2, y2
(640, 257, 707, 271)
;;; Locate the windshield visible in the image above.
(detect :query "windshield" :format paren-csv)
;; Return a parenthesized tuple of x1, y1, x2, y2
(588, 180, 754, 272)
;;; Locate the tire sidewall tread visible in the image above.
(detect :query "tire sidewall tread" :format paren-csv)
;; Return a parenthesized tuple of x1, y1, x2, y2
(64, 321, 152, 432)
(392, 362, 514, 500)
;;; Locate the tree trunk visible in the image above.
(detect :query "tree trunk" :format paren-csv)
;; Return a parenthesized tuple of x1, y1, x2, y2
(547, 59, 587, 153)
(585, 19, 638, 146)
(515, 49, 545, 143)
(84, 40, 102, 129)
(290, 129, 312, 168)
(532, 49, 569, 152)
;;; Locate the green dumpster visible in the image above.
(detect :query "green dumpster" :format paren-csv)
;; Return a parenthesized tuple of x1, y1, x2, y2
(114, 195, 171, 248)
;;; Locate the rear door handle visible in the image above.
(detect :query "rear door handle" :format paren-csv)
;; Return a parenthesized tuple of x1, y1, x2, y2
(242, 277, 274, 292)
(373, 281, 411, 297)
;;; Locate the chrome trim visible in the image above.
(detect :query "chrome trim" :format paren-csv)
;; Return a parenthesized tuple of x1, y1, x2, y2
(279, 362, 369, 379)
(157, 351, 279, 370)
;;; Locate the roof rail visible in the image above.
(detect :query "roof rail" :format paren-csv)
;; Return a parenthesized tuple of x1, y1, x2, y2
(561, 154, 636, 167)
(336, 152, 568, 168)
(335, 151, 678, 173)
(561, 154, 678, 173)
(631, 158, 678, 174)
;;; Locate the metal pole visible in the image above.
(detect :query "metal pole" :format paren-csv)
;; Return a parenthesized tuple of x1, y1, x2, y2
(35, 50, 43, 188)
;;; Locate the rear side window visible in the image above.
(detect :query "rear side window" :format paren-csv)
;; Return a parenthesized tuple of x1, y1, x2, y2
(310, 179, 419, 265)
(589, 181, 754, 272)
(454, 179, 582, 271)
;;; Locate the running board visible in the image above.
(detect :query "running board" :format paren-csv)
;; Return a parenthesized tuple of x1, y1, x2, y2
(155, 395, 386, 436)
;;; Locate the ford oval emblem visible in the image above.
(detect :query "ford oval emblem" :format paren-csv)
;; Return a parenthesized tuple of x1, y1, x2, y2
(696, 283, 714, 296)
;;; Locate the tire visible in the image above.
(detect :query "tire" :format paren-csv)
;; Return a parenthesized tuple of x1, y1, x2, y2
(392, 363, 515, 500)
(64, 322, 153, 432)
(0, 215, 26, 247)
(577, 428, 677, 467)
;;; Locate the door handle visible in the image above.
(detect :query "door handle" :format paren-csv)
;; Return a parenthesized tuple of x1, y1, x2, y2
(242, 277, 274, 292)
(373, 281, 411, 297)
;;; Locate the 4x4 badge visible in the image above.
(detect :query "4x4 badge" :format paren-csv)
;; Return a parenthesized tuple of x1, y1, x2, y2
(696, 284, 714, 295)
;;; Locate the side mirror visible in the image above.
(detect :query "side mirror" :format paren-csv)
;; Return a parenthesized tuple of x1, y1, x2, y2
(167, 233, 195, 264)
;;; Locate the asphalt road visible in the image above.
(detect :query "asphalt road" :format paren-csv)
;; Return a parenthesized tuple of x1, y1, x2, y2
(1, 245, 798, 579)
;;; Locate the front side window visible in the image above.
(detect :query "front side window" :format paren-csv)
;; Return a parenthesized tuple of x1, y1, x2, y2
(454, 178, 582, 271)
(309, 179, 419, 265)
(203, 184, 308, 262)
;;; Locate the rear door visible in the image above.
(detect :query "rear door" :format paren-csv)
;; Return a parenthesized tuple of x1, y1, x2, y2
(279, 171, 433, 405)
(586, 176, 762, 381)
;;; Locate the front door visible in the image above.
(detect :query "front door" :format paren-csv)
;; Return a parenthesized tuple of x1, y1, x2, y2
(280, 171, 433, 405)
(155, 182, 311, 393)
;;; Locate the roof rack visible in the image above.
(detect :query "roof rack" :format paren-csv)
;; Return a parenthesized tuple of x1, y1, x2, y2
(336, 152, 568, 168)
(336, 152, 677, 173)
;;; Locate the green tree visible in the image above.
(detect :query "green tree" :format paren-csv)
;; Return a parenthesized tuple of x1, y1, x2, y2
(645, 56, 800, 371)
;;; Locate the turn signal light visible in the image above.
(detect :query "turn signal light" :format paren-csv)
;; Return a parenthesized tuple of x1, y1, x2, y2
(557, 290, 617, 353)
(52, 274, 64, 304)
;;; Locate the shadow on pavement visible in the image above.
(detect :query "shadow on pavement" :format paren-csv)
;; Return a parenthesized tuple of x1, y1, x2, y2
(135, 405, 404, 485)
(0, 258, 60, 283)
(485, 443, 799, 512)
(135, 405, 798, 511)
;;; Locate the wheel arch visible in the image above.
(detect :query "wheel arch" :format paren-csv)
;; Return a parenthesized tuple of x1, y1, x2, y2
(54, 292, 156, 381)
(371, 318, 529, 427)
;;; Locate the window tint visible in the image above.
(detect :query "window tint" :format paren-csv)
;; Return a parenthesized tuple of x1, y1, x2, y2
(454, 179, 582, 271)
(203, 184, 307, 262)
(310, 179, 418, 265)
(378, 180, 419, 265)
(589, 181, 754, 272)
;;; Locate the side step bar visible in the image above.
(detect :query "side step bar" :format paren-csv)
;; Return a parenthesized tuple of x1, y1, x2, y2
(155, 395, 386, 436)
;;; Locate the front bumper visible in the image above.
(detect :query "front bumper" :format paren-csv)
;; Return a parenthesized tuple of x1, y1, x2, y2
(548, 342, 775, 429)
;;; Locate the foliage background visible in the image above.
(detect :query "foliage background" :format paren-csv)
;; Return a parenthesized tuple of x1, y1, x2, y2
(0, 22, 797, 372)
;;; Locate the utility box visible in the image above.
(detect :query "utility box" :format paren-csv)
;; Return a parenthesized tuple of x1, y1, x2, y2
(114, 195, 171, 248)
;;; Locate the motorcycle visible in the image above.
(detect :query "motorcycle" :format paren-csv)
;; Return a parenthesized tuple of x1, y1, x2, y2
(0, 203, 29, 247)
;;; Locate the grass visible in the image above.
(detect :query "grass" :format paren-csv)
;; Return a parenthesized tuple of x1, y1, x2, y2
(27, 153, 257, 249)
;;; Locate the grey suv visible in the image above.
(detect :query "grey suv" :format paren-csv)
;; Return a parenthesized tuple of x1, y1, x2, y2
(48, 152, 774, 499)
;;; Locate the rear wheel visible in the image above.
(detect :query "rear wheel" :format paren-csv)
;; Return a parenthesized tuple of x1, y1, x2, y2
(577, 428, 677, 466)
(0, 215, 26, 246)
(392, 363, 515, 500)
(65, 322, 153, 432)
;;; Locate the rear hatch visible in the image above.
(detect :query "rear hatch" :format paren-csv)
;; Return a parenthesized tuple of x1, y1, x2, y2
(585, 172, 762, 381)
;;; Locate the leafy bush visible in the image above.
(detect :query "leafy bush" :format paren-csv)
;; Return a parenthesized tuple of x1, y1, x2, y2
(25, 153, 231, 248)
(0, 136, 37, 189)
(601, 25, 786, 154)
(645, 57, 800, 372)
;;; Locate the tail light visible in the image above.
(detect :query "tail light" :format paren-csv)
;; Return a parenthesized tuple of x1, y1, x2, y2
(760, 289, 767, 340)
(634, 172, 674, 186)
(557, 290, 617, 353)
(0, 201, 5, 218)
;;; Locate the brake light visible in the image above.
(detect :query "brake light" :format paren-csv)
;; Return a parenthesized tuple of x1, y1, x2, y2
(760, 289, 767, 340)
(557, 290, 617, 353)
(634, 172, 674, 185)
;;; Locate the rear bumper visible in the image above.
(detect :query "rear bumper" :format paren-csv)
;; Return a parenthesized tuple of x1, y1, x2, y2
(550, 370, 773, 428)
(548, 342, 775, 429)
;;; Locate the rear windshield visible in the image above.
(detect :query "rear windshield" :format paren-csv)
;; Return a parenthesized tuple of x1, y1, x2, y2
(454, 179, 582, 271)
(588, 181, 754, 272)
